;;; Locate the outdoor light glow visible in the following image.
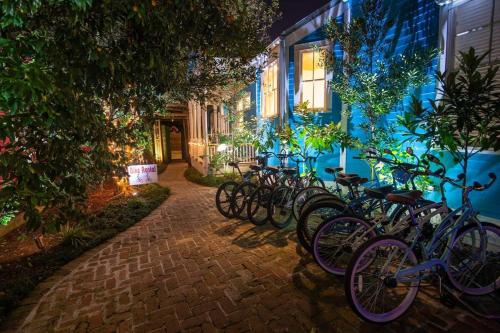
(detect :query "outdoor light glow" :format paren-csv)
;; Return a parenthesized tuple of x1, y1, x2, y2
(132, 192, 138, 196)
(435, 0, 453, 5)
(217, 144, 228, 152)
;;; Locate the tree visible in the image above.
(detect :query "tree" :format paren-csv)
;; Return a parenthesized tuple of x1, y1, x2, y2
(278, 102, 359, 170)
(0, 0, 277, 230)
(323, 0, 436, 151)
(399, 48, 500, 193)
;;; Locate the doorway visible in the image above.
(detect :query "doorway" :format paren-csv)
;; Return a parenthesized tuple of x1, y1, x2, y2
(170, 127, 183, 160)
(160, 120, 187, 163)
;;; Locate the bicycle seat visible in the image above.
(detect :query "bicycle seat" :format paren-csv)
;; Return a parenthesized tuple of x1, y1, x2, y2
(282, 168, 297, 176)
(336, 176, 361, 187)
(265, 166, 279, 173)
(249, 165, 262, 172)
(325, 167, 343, 174)
(386, 190, 422, 205)
(364, 185, 394, 200)
(228, 162, 238, 168)
(338, 172, 359, 178)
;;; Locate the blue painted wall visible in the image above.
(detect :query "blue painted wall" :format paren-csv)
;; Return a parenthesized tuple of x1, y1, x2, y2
(346, 0, 441, 176)
(286, 15, 344, 181)
(249, 0, 500, 218)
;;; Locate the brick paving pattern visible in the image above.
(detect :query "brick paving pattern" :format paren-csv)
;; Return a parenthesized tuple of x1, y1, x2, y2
(3, 163, 500, 332)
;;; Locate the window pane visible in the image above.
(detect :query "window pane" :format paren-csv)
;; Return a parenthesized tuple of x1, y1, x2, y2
(455, 0, 492, 33)
(314, 80, 325, 109)
(492, 23, 500, 66)
(302, 81, 314, 108)
(302, 51, 314, 81)
(264, 69, 269, 92)
(314, 51, 325, 80)
(274, 90, 278, 116)
(273, 63, 278, 89)
(261, 62, 279, 117)
(455, 26, 490, 66)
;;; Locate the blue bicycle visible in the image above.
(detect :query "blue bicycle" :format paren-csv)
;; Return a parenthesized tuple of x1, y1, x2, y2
(345, 166, 499, 323)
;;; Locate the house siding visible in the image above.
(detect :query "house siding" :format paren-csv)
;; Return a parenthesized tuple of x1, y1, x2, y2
(249, 0, 500, 218)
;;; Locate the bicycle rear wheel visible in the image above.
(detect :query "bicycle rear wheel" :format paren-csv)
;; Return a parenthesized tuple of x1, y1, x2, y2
(312, 215, 376, 275)
(446, 222, 500, 296)
(308, 176, 325, 188)
(299, 192, 343, 219)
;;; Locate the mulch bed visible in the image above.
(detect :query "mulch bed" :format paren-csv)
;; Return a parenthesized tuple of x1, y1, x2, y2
(0, 182, 170, 326)
(0, 181, 121, 265)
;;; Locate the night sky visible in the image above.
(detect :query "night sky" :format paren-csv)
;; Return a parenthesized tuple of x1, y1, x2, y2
(269, 0, 332, 40)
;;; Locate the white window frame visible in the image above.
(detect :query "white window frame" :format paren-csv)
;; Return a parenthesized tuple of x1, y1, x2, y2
(294, 41, 332, 113)
(438, 0, 500, 155)
(443, 0, 499, 71)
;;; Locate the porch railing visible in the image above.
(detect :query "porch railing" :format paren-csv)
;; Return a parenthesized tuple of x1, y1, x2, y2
(207, 143, 256, 164)
(189, 140, 256, 175)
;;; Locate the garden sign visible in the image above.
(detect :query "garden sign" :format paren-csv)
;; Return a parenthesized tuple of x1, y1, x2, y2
(128, 164, 158, 186)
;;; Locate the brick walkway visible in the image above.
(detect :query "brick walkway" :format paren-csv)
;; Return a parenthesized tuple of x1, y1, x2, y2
(3, 162, 500, 332)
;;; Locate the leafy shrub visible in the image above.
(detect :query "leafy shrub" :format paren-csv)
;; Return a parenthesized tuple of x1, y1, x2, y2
(184, 167, 239, 187)
(58, 224, 94, 248)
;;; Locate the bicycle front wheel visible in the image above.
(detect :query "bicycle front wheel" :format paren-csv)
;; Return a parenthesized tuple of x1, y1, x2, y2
(296, 199, 348, 253)
(312, 215, 376, 276)
(446, 222, 500, 296)
(268, 185, 294, 228)
(247, 185, 273, 226)
(345, 235, 419, 323)
(215, 181, 239, 218)
(292, 186, 329, 222)
(232, 182, 257, 220)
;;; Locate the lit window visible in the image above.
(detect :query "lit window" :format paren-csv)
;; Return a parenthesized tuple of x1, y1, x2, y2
(236, 92, 251, 127)
(236, 92, 251, 113)
(261, 62, 278, 118)
(301, 50, 325, 110)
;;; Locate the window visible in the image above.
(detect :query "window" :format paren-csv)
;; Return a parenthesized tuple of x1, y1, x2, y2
(301, 50, 325, 110)
(261, 62, 278, 118)
(236, 92, 251, 127)
(450, 0, 500, 71)
(236, 92, 251, 113)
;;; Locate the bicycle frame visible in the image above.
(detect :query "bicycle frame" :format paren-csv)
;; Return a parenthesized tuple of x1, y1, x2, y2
(394, 200, 486, 284)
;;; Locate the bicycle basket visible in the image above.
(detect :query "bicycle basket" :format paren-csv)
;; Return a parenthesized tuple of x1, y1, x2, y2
(392, 168, 412, 185)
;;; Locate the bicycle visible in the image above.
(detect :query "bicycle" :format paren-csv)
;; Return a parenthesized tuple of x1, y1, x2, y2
(296, 149, 410, 254)
(245, 151, 293, 226)
(215, 157, 268, 219)
(267, 153, 326, 229)
(311, 151, 447, 275)
(231, 152, 294, 221)
(344, 167, 499, 323)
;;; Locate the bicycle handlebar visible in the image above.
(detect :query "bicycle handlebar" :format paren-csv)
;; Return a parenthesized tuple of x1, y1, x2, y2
(444, 172, 497, 192)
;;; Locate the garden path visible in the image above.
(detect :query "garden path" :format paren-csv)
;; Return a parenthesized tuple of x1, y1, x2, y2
(3, 162, 500, 332)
